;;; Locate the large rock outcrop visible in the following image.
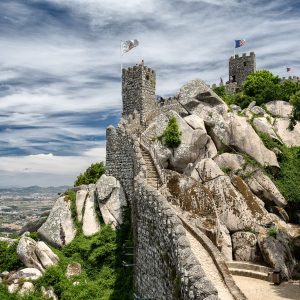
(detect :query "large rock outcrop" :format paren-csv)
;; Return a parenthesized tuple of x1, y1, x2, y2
(265, 100, 293, 118)
(38, 196, 76, 248)
(95, 175, 127, 228)
(17, 234, 59, 272)
(231, 231, 259, 262)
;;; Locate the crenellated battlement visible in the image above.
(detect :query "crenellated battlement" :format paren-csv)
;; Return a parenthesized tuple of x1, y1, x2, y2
(122, 60, 156, 124)
(229, 52, 256, 86)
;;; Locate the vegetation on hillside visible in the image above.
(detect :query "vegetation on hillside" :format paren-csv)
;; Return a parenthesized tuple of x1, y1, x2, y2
(214, 70, 300, 110)
(0, 163, 132, 299)
(258, 132, 300, 203)
(160, 116, 182, 148)
(74, 162, 105, 186)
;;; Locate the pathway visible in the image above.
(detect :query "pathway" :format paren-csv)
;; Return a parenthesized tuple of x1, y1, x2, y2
(185, 230, 234, 300)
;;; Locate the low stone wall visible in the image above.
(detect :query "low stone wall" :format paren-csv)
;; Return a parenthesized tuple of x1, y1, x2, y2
(179, 216, 247, 300)
(133, 180, 218, 300)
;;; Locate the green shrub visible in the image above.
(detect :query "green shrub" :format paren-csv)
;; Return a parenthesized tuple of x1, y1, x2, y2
(74, 162, 105, 186)
(267, 227, 278, 238)
(161, 116, 182, 148)
(0, 241, 23, 272)
(258, 132, 300, 202)
(289, 90, 300, 130)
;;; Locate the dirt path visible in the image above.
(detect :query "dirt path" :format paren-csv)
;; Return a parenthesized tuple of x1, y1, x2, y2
(233, 276, 300, 300)
(185, 230, 234, 300)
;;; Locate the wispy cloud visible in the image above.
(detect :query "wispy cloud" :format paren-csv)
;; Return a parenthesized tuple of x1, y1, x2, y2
(0, 0, 299, 186)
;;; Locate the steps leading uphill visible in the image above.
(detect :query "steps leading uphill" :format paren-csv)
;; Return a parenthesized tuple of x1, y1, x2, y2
(140, 147, 161, 188)
(227, 261, 273, 281)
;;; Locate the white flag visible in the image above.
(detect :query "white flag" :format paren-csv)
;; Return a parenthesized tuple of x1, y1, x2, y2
(121, 39, 139, 55)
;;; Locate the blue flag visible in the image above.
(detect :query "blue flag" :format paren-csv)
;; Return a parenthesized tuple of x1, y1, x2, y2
(235, 39, 246, 48)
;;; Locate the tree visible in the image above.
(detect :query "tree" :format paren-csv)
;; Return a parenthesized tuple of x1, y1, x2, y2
(289, 90, 300, 130)
(161, 116, 182, 148)
(74, 162, 106, 186)
(243, 70, 281, 105)
(278, 80, 300, 101)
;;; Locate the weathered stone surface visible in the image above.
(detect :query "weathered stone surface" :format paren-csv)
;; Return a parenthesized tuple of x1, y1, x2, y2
(17, 235, 44, 272)
(183, 114, 206, 131)
(265, 100, 293, 118)
(245, 169, 287, 207)
(252, 117, 280, 141)
(7, 268, 42, 283)
(95, 175, 127, 228)
(225, 114, 279, 167)
(82, 190, 100, 236)
(35, 241, 59, 269)
(66, 263, 81, 277)
(204, 174, 268, 232)
(219, 224, 232, 261)
(41, 286, 58, 300)
(273, 118, 300, 147)
(214, 153, 245, 172)
(271, 206, 289, 222)
(76, 189, 88, 222)
(250, 106, 266, 116)
(8, 283, 19, 293)
(258, 230, 296, 279)
(190, 158, 225, 182)
(38, 196, 76, 248)
(231, 231, 258, 262)
(18, 282, 34, 295)
(17, 235, 59, 272)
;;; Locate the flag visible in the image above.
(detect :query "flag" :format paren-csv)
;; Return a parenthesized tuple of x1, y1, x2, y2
(121, 39, 139, 55)
(287, 67, 291, 72)
(235, 39, 246, 48)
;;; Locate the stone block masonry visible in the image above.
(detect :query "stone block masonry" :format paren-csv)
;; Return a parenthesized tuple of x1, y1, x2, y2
(122, 60, 156, 124)
(133, 180, 218, 299)
(229, 52, 256, 86)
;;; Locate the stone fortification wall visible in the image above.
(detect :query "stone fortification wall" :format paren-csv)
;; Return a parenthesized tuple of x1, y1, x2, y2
(122, 62, 156, 123)
(133, 179, 218, 300)
(106, 124, 141, 201)
(229, 52, 256, 86)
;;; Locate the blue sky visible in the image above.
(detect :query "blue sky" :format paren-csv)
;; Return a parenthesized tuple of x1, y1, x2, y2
(0, 0, 299, 186)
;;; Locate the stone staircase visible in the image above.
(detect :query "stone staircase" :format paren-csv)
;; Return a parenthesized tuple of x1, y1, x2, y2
(140, 147, 160, 188)
(227, 261, 273, 282)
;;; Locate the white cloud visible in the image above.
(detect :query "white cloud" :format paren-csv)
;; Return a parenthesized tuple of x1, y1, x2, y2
(0, 0, 299, 186)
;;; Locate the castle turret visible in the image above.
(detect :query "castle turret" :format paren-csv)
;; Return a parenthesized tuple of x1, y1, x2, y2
(229, 52, 256, 86)
(122, 60, 156, 123)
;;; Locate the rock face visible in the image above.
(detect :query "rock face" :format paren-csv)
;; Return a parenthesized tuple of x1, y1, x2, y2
(231, 232, 259, 262)
(265, 100, 293, 118)
(245, 169, 287, 207)
(273, 118, 300, 147)
(252, 117, 280, 141)
(258, 230, 296, 280)
(76, 189, 88, 222)
(95, 175, 127, 228)
(7, 268, 42, 282)
(38, 196, 77, 248)
(214, 153, 245, 172)
(19, 216, 48, 234)
(17, 234, 59, 272)
(219, 224, 233, 261)
(82, 189, 100, 236)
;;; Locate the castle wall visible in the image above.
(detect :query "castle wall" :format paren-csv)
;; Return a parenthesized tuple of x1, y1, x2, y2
(133, 180, 218, 300)
(229, 52, 256, 86)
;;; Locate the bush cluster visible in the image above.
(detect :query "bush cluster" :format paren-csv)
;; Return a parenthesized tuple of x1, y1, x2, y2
(160, 116, 182, 148)
(214, 70, 300, 110)
(74, 162, 105, 186)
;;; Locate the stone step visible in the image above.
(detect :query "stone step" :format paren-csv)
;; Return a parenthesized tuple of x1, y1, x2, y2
(229, 268, 270, 281)
(226, 261, 272, 274)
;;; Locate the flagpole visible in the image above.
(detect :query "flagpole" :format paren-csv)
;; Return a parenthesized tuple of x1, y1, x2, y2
(233, 40, 235, 57)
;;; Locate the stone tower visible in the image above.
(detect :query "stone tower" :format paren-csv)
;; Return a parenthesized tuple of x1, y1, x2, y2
(122, 60, 156, 123)
(229, 52, 256, 86)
